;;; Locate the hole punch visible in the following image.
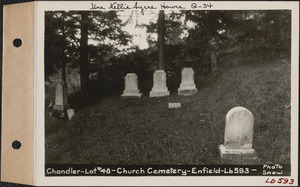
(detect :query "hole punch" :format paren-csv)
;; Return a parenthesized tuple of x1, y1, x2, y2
(12, 140, 21, 150)
(13, 38, 22, 47)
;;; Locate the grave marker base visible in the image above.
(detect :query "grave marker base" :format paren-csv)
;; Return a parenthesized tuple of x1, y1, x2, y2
(53, 104, 69, 118)
(53, 105, 65, 112)
(178, 88, 198, 96)
(219, 144, 258, 164)
(149, 90, 170, 97)
(121, 93, 142, 98)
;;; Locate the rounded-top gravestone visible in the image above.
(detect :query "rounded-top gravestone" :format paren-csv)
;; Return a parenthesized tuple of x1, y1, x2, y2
(219, 106, 258, 164)
(224, 106, 254, 149)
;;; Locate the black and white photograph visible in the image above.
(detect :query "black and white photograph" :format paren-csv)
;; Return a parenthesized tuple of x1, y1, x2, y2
(34, 1, 298, 185)
(45, 8, 291, 165)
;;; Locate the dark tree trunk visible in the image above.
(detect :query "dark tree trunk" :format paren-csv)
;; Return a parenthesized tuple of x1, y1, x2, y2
(61, 12, 67, 83)
(79, 12, 89, 95)
(61, 58, 66, 83)
(157, 10, 165, 70)
(210, 49, 217, 75)
(209, 38, 217, 75)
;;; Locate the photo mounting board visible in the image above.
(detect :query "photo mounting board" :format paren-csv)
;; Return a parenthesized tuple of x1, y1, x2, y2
(1, 1, 299, 186)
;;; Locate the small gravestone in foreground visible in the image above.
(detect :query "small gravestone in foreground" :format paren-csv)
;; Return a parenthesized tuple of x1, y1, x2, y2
(149, 70, 170, 97)
(121, 73, 142, 98)
(53, 82, 68, 114)
(178, 67, 198, 96)
(219, 107, 258, 164)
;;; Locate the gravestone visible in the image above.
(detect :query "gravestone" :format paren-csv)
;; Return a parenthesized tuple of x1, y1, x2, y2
(53, 82, 68, 113)
(178, 67, 198, 96)
(168, 103, 181, 109)
(121, 73, 142, 98)
(67, 109, 75, 120)
(149, 70, 170, 97)
(219, 107, 258, 164)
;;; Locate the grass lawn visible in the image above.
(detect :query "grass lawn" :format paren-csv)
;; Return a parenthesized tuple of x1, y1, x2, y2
(45, 49, 291, 165)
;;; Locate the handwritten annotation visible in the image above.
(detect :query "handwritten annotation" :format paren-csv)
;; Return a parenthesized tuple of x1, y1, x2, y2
(90, 2, 214, 15)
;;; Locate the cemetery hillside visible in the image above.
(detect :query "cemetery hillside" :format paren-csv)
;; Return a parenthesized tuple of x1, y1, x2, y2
(45, 10, 291, 165)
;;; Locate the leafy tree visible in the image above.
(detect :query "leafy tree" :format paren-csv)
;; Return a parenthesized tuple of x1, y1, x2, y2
(45, 11, 131, 94)
(45, 11, 79, 81)
(45, 10, 291, 97)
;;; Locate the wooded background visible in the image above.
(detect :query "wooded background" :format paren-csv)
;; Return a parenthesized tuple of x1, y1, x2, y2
(45, 10, 291, 97)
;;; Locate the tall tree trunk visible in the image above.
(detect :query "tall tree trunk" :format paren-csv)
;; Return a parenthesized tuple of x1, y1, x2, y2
(209, 38, 217, 75)
(157, 10, 165, 70)
(210, 49, 217, 75)
(61, 12, 67, 83)
(79, 12, 89, 95)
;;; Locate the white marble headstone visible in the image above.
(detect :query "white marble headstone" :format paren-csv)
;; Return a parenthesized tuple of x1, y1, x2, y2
(210, 50, 217, 75)
(224, 107, 254, 149)
(53, 82, 68, 112)
(178, 67, 198, 96)
(121, 73, 142, 98)
(219, 107, 258, 164)
(149, 70, 170, 97)
(67, 109, 75, 120)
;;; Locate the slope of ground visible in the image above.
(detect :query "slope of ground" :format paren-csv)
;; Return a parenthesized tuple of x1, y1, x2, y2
(45, 49, 291, 165)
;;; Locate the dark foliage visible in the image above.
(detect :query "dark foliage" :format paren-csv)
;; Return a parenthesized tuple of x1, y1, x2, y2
(45, 10, 291, 100)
